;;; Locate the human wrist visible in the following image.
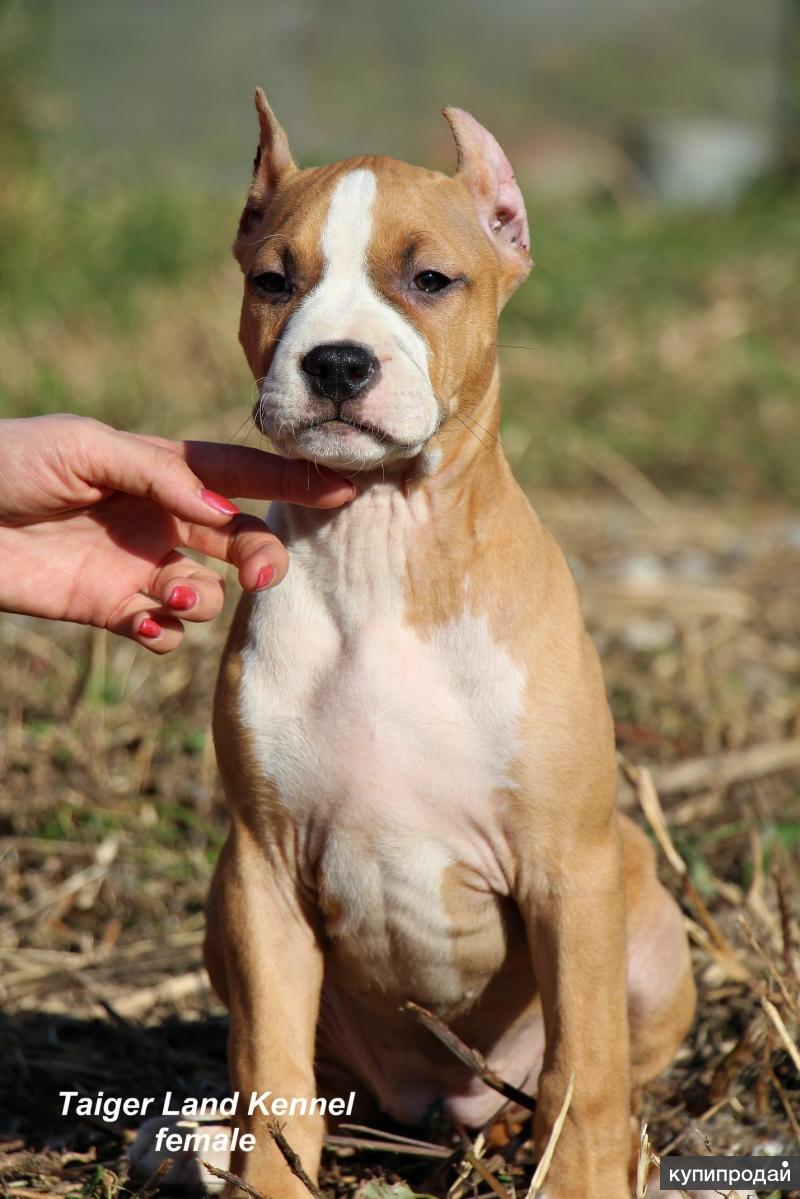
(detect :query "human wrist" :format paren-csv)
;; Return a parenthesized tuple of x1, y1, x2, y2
(0, 524, 27, 615)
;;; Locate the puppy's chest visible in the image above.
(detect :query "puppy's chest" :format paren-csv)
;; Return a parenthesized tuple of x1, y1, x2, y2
(239, 567, 525, 998)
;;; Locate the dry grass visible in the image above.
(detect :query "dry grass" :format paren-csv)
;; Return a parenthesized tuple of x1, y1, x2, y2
(1, 487, 798, 1199)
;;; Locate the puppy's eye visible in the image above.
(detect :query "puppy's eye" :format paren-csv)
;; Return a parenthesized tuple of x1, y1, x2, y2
(413, 270, 452, 294)
(252, 271, 291, 295)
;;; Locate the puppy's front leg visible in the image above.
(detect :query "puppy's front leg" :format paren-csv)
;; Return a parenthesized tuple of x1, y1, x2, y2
(208, 825, 325, 1199)
(522, 828, 631, 1199)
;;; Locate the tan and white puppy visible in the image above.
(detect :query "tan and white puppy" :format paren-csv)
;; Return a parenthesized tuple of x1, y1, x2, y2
(205, 91, 696, 1199)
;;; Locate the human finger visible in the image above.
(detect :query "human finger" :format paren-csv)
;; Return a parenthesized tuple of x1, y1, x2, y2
(152, 554, 227, 624)
(86, 429, 245, 528)
(179, 513, 289, 591)
(177, 440, 356, 508)
(106, 592, 186, 654)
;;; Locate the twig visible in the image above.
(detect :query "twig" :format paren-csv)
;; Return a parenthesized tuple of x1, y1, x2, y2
(583, 580, 753, 622)
(649, 738, 800, 797)
(448, 1131, 486, 1199)
(402, 1001, 537, 1113)
(525, 1073, 574, 1199)
(623, 760, 749, 982)
(761, 996, 800, 1074)
(338, 1124, 452, 1153)
(768, 1067, 800, 1142)
(129, 1158, 174, 1199)
(0, 1190, 64, 1199)
(775, 865, 799, 988)
(202, 1162, 270, 1199)
(266, 1120, 324, 1199)
(111, 969, 210, 1017)
(636, 1123, 655, 1199)
(737, 916, 799, 1020)
(0, 620, 76, 674)
(570, 440, 678, 527)
(5, 859, 114, 926)
(325, 1133, 451, 1158)
(746, 830, 785, 945)
(464, 1151, 513, 1199)
(623, 760, 685, 874)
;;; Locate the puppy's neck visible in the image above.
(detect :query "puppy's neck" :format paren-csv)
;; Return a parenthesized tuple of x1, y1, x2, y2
(267, 376, 514, 610)
(277, 374, 506, 518)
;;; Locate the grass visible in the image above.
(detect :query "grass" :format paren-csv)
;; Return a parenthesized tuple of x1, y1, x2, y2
(502, 185, 800, 500)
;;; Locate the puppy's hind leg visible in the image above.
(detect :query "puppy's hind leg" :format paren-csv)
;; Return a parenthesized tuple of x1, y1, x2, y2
(621, 817, 696, 1089)
(204, 846, 230, 1008)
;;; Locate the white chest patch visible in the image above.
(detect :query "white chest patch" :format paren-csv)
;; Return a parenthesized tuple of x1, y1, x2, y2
(237, 500, 525, 1000)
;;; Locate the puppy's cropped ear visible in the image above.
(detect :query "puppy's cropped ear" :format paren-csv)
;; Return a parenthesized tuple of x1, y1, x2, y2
(238, 88, 296, 238)
(443, 107, 531, 294)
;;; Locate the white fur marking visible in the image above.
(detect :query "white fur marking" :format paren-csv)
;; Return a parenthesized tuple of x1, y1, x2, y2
(239, 492, 525, 1005)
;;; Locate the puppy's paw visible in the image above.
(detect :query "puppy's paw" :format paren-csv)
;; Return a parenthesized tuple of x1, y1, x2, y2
(128, 1115, 231, 1191)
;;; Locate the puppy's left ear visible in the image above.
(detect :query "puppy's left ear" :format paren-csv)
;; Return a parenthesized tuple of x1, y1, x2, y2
(443, 107, 531, 294)
(237, 88, 297, 238)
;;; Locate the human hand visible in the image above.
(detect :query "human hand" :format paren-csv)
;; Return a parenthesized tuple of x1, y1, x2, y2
(0, 414, 354, 653)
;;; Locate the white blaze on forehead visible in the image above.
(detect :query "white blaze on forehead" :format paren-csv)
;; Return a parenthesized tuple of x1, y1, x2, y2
(321, 167, 378, 285)
(297, 166, 428, 378)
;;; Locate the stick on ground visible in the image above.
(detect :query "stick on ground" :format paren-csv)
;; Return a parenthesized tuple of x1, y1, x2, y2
(402, 1000, 537, 1113)
(761, 996, 800, 1075)
(266, 1120, 325, 1199)
(525, 1072, 574, 1199)
(202, 1161, 270, 1199)
(623, 759, 750, 982)
(129, 1159, 175, 1199)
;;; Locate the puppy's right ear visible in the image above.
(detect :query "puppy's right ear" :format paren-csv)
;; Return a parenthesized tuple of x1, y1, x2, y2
(238, 88, 296, 237)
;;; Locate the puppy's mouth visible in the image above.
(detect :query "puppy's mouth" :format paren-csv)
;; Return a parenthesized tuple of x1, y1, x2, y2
(298, 415, 395, 443)
(255, 407, 420, 454)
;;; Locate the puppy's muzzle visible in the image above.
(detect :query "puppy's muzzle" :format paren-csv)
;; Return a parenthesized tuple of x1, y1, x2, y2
(300, 341, 379, 403)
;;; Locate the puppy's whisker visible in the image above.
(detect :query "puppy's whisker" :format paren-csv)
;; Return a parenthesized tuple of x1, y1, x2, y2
(460, 410, 503, 448)
(454, 412, 491, 452)
(249, 231, 287, 249)
(227, 411, 258, 444)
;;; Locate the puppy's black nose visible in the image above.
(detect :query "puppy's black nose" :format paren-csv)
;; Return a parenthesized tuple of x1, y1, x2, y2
(300, 341, 377, 402)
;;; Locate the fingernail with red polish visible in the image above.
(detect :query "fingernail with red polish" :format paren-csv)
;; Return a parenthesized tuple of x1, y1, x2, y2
(255, 565, 275, 590)
(201, 489, 240, 516)
(168, 585, 197, 611)
(139, 618, 161, 639)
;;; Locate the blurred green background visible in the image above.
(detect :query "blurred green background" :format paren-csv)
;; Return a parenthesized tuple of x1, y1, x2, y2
(1, 0, 799, 500)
